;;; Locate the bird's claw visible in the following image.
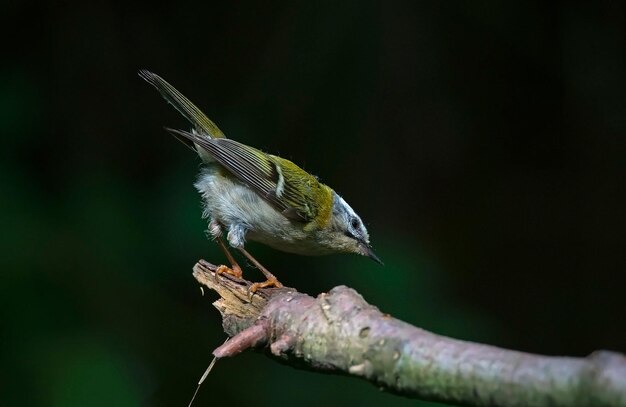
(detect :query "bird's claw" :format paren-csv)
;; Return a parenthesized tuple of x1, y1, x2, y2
(215, 264, 243, 279)
(247, 278, 283, 299)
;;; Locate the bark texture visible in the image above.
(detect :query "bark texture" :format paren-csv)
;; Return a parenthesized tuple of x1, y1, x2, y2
(193, 260, 626, 407)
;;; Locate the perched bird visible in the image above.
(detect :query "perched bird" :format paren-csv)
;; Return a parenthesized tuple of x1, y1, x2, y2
(140, 70, 381, 291)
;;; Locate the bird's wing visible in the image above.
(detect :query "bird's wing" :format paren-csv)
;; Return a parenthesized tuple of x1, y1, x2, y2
(167, 129, 326, 222)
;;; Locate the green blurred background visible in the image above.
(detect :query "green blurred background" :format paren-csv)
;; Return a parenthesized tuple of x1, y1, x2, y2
(2, 1, 625, 406)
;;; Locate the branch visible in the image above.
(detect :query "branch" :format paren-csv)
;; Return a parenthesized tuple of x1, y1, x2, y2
(193, 260, 626, 407)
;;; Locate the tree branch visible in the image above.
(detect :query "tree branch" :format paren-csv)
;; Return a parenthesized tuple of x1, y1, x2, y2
(193, 260, 626, 407)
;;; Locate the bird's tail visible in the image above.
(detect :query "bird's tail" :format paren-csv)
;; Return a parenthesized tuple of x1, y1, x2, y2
(138, 70, 225, 139)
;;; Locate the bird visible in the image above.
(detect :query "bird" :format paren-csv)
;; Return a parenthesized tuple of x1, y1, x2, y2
(139, 70, 381, 291)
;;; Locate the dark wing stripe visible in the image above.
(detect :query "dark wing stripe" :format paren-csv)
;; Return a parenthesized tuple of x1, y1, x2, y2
(226, 141, 281, 194)
(227, 145, 277, 192)
(221, 156, 274, 195)
(284, 184, 307, 205)
(196, 139, 289, 211)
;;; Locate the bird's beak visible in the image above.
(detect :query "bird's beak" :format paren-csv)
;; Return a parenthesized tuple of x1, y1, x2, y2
(359, 243, 384, 265)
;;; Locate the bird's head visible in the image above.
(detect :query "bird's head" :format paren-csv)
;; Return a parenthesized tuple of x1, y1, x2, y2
(319, 193, 382, 264)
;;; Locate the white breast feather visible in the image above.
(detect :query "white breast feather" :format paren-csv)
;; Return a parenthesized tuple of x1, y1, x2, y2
(194, 167, 326, 253)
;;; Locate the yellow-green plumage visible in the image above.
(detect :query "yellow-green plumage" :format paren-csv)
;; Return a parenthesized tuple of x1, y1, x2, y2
(268, 155, 334, 229)
(277, 158, 332, 225)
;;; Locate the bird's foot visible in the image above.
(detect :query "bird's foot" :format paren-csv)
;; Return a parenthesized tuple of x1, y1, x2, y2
(237, 247, 283, 296)
(249, 277, 283, 295)
(215, 264, 243, 279)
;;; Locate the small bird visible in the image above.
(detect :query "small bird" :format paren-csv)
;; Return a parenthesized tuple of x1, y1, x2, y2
(140, 70, 381, 291)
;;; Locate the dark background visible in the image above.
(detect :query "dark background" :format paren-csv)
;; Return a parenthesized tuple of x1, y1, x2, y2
(2, 1, 625, 406)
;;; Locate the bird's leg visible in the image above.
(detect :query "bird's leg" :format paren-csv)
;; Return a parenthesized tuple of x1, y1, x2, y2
(215, 236, 243, 279)
(237, 247, 283, 292)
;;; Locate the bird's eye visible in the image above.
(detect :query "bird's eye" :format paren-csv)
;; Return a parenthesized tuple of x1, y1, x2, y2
(350, 217, 360, 230)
